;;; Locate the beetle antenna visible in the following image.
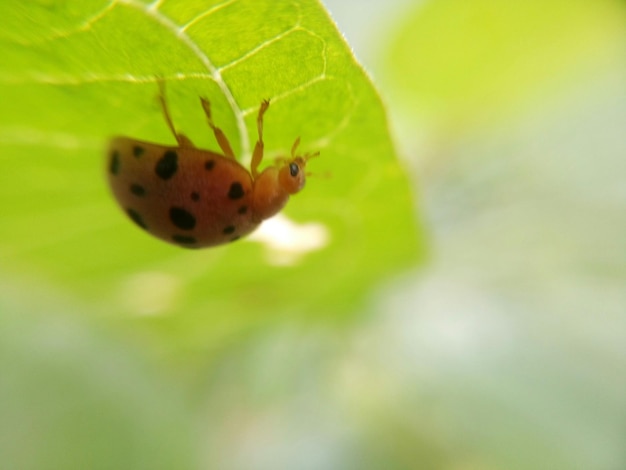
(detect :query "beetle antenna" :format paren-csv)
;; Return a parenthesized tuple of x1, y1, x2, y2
(304, 151, 320, 162)
(291, 137, 301, 158)
(305, 169, 330, 179)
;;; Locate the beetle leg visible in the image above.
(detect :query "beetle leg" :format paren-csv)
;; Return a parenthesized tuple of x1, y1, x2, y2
(251, 99, 270, 178)
(158, 79, 194, 148)
(200, 97, 235, 159)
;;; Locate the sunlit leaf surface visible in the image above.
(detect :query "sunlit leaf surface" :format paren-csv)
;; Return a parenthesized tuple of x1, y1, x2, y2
(0, 0, 423, 356)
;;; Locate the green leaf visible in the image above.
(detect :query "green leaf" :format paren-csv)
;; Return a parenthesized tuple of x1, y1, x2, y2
(0, 0, 424, 355)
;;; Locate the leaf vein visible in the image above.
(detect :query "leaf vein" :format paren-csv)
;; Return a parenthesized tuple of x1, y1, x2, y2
(236, 24, 328, 115)
(7, 0, 117, 46)
(180, 0, 238, 32)
(0, 72, 214, 86)
(0, 126, 101, 149)
(118, 0, 250, 157)
(217, 25, 302, 73)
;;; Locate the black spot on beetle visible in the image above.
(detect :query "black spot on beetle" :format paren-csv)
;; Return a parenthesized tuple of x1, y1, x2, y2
(155, 150, 178, 180)
(133, 145, 145, 157)
(205, 159, 215, 171)
(109, 150, 120, 175)
(172, 234, 197, 245)
(130, 183, 146, 197)
(169, 207, 196, 230)
(223, 225, 236, 235)
(126, 208, 147, 230)
(191, 191, 200, 201)
(227, 182, 244, 199)
(238, 205, 247, 214)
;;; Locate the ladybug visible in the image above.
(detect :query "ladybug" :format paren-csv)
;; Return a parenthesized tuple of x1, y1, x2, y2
(106, 82, 318, 248)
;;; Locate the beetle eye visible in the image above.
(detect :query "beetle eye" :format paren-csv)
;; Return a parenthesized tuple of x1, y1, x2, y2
(289, 162, 299, 177)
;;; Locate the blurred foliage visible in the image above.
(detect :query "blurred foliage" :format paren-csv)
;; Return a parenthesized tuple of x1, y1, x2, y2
(383, 0, 626, 136)
(0, 289, 197, 470)
(372, 1, 626, 469)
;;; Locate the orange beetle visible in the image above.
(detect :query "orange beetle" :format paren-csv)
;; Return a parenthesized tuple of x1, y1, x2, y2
(107, 83, 318, 248)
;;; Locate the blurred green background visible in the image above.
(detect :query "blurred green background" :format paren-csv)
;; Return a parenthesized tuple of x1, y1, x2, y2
(1, 0, 625, 469)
